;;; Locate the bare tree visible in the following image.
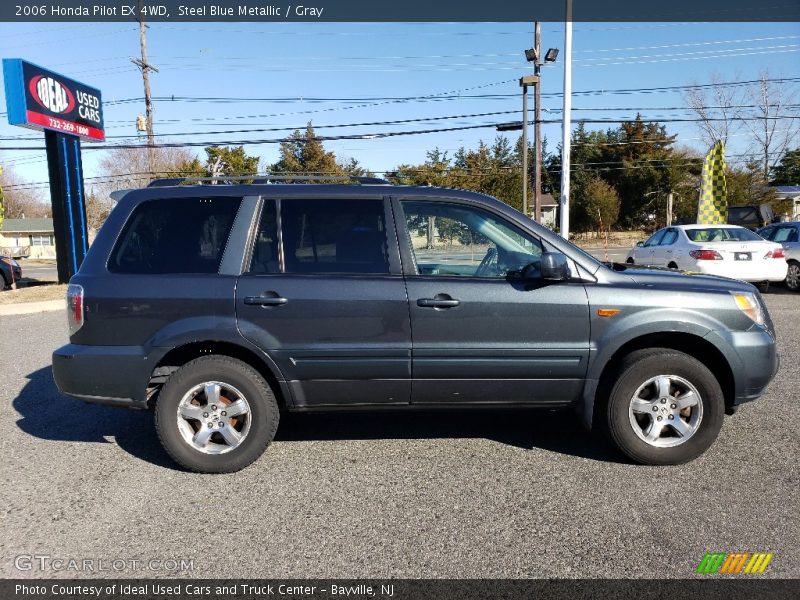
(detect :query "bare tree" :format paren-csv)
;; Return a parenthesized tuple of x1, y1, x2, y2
(739, 70, 800, 179)
(684, 73, 744, 148)
(0, 165, 50, 219)
(94, 145, 201, 199)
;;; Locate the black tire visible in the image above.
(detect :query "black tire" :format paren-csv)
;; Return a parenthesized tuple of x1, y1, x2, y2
(757, 281, 770, 293)
(626, 258, 634, 265)
(786, 261, 800, 292)
(667, 262, 678, 269)
(605, 349, 724, 465)
(154, 356, 279, 473)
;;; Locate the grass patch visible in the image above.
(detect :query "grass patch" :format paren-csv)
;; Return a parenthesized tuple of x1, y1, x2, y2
(0, 283, 67, 305)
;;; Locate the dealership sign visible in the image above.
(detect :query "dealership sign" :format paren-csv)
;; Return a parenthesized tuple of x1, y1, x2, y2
(2, 59, 104, 141)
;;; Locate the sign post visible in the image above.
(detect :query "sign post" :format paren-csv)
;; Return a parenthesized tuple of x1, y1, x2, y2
(3, 59, 104, 283)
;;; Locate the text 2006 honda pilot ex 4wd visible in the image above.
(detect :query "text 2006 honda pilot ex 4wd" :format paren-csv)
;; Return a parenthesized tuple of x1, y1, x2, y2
(52, 178, 779, 473)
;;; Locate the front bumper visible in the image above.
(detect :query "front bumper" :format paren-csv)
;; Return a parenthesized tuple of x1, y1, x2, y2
(52, 344, 150, 409)
(705, 326, 779, 405)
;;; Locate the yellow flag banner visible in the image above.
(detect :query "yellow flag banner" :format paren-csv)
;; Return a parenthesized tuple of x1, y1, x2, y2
(697, 141, 727, 224)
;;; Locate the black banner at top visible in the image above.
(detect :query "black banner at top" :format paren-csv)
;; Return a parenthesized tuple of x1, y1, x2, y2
(1, 0, 799, 22)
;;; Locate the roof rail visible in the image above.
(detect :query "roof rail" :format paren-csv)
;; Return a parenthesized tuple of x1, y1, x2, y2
(147, 174, 391, 187)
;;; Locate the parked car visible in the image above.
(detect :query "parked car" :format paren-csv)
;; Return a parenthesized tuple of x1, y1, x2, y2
(1, 256, 22, 289)
(53, 178, 779, 473)
(626, 224, 788, 291)
(727, 204, 775, 230)
(757, 221, 800, 292)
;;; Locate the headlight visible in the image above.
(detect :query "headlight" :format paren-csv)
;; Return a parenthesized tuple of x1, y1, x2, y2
(731, 291, 765, 327)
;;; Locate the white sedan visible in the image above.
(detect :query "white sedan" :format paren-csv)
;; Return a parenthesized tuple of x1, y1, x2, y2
(626, 224, 788, 287)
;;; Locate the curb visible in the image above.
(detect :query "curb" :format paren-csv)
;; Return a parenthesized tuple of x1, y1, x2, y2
(0, 299, 65, 316)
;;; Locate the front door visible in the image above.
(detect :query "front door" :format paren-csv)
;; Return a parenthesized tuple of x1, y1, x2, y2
(236, 197, 411, 407)
(638, 229, 666, 265)
(651, 227, 679, 266)
(396, 198, 591, 406)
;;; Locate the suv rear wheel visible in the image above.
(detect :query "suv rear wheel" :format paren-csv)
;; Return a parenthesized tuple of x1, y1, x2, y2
(154, 356, 279, 473)
(605, 349, 724, 465)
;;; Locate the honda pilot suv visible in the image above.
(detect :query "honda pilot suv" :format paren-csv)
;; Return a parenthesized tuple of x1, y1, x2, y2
(52, 178, 779, 473)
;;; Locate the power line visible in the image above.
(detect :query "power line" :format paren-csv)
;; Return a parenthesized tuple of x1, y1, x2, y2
(88, 76, 800, 106)
(5, 104, 799, 142)
(3, 114, 797, 152)
(4, 150, 788, 191)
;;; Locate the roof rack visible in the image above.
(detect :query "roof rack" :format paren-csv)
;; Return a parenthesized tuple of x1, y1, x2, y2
(147, 175, 391, 187)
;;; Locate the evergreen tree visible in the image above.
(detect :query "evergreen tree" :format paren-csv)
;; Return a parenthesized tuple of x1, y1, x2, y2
(271, 123, 367, 179)
(771, 148, 800, 185)
(204, 146, 259, 179)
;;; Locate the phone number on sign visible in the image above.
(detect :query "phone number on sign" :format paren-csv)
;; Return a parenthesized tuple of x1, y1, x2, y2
(47, 117, 90, 137)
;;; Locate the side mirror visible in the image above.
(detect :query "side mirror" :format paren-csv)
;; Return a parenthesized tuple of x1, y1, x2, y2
(636, 241, 645, 247)
(540, 252, 569, 281)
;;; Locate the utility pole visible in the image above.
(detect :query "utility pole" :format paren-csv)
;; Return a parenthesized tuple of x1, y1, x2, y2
(533, 21, 543, 224)
(522, 81, 529, 217)
(559, 0, 573, 239)
(131, 0, 158, 179)
(666, 192, 674, 226)
(519, 74, 539, 219)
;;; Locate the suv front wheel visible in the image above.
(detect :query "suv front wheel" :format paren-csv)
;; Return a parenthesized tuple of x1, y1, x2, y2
(605, 349, 724, 465)
(154, 356, 279, 473)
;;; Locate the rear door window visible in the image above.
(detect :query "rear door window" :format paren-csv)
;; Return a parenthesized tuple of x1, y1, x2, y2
(660, 229, 679, 245)
(280, 199, 390, 274)
(109, 197, 241, 274)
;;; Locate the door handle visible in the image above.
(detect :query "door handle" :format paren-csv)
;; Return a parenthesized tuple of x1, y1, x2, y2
(244, 293, 288, 307)
(417, 295, 460, 309)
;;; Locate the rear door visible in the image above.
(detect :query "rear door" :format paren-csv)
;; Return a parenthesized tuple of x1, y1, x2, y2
(236, 196, 411, 408)
(396, 197, 591, 406)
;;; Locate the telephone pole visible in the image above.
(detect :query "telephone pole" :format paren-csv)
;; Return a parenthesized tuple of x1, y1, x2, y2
(533, 21, 543, 224)
(559, 0, 573, 239)
(131, 0, 158, 178)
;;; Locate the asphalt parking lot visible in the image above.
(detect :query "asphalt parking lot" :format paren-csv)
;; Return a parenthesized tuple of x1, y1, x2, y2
(1, 294, 797, 580)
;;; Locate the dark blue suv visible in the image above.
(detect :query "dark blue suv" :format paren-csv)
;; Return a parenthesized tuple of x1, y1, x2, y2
(53, 179, 779, 472)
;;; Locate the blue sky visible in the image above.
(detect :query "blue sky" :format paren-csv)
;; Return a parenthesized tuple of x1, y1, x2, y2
(1, 20, 799, 194)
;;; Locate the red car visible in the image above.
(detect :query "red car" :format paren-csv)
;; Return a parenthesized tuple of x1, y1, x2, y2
(1, 256, 22, 289)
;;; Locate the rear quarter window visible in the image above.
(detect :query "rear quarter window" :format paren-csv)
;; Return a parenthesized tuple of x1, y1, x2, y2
(109, 197, 242, 274)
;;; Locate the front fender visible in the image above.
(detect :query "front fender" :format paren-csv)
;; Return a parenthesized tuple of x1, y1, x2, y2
(579, 305, 731, 429)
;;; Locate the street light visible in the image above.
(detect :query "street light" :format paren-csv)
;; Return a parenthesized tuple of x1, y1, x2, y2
(499, 34, 559, 222)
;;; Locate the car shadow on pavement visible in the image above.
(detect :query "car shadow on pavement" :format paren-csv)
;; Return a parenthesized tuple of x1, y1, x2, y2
(13, 367, 175, 469)
(14, 366, 628, 469)
(276, 410, 628, 463)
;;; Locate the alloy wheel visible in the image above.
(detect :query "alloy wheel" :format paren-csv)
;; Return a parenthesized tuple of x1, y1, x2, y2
(176, 381, 252, 454)
(628, 375, 703, 448)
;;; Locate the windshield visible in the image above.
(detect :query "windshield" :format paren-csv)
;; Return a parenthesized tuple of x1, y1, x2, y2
(727, 207, 759, 224)
(685, 227, 763, 242)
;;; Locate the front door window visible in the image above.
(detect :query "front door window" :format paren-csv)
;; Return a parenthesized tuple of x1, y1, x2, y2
(400, 201, 545, 279)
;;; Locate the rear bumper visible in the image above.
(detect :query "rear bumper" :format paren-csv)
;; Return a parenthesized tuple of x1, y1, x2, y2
(691, 259, 788, 282)
(52, 344, 150, 409)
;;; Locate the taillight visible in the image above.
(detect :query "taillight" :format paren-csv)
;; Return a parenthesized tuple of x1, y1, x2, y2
(67, 284, 84, 335)
(689, 249, 723, 260)
(765, 248, 785, 259)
